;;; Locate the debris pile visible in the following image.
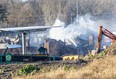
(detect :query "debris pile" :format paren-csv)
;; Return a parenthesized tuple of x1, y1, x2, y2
(49, 37, 89, 56)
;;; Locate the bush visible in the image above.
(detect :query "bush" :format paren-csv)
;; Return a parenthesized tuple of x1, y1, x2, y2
(88, 51, 95, 59)
(98, 51, 107, 57)
(63, 65, 70, 71)
(17, 64, 40, 76)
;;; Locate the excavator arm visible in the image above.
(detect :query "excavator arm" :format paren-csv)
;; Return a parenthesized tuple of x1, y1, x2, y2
(96, 26, 116, 53)
(96, 26, 103, 53)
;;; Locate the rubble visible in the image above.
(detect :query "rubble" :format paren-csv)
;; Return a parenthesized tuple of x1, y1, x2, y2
(48, 37, 90, 56)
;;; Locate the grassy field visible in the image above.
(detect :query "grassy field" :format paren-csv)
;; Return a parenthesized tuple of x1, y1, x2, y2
(13, 56, 116, 79)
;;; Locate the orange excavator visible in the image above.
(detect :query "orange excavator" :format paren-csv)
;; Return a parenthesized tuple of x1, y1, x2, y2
(96, 26, 116, 53)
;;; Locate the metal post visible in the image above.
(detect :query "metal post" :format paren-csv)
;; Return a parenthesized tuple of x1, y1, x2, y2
(22, 32, 26, 55)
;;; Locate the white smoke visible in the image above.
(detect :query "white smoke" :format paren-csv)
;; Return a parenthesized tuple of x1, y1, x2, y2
(49, 19, 65, 41)
(49, 14, 98, 46)
(49, 14, 116, 46)
(21, 0, 27, 2)
(64, 14, 97, 40)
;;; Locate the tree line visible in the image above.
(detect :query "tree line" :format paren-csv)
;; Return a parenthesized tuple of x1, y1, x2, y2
(0, 0, 115, 28)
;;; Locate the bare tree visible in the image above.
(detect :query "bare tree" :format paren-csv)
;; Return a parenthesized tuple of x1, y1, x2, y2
(0, 0, 116, 28)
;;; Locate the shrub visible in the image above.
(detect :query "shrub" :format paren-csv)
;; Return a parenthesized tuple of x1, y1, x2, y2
(17, 64, 40, 76)
(88, 51, 95, 59)
(63, 65, 70, 71)
(98, 51, 107, 57)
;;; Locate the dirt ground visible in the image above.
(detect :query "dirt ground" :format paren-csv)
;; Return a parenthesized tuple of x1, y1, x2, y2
(0, 60, 87, 79)
(0, 43, 116, 79)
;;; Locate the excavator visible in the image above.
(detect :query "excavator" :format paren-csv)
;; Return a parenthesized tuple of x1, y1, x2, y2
(95, 26, 116, 53)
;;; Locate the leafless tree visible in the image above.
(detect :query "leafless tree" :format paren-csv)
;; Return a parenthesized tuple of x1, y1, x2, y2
(0, 0, 116, 28)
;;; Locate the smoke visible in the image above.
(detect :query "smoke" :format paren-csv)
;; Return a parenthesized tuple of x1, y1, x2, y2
(92, 15, 116, 31)
(49, 19, 65, 41)
(49, 14, 116, 46)
(21, 0, 28, 2)
(49, 14, 97, 46)
(64, 14, 98, 39)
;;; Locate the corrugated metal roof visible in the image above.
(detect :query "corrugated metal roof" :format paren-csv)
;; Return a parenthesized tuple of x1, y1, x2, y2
(0, 43, 21, 49)
(0, 26, 61, 32)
